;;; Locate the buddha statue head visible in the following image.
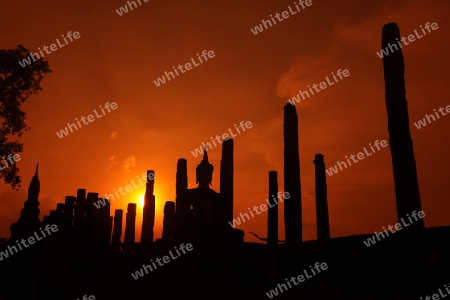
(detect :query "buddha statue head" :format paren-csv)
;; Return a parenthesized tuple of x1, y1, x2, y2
(196, 147, 213, 188)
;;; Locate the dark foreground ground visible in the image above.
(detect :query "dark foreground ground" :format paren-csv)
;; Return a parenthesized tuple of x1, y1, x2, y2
(2, 226, 450, 300)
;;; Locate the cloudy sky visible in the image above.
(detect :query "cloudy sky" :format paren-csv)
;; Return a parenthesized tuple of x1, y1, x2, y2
(0, 0, 449, 242)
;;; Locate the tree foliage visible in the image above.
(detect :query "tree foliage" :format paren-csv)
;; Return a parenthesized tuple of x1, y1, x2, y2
(0, 45, 51, 189)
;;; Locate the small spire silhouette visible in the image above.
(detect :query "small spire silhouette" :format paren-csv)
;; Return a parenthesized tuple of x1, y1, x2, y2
(34, 162, 39, 179)
(29, 162, 40, 188)
(29, 162, 40, 193)
(203, 146, 209, 162)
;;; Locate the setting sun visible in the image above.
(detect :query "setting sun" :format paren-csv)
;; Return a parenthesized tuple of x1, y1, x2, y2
(138, 194, 145, 208)
(137, 191, 165, 211)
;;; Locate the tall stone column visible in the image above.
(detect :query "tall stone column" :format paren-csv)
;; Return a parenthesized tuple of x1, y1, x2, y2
(111, 209, 123, 255)
(108, 216, 113, 244)
(56, 203, 65, 213)
(382, 23, 424, 231)
(313, 154, 330, 240)
(283, 103, 302, 244)
(55, 203, 66, 229)
(64, 196, 76, 228)
(112, 209, 123, 241)
(85, 192, 98, 228)
(141, 170, 156, 244)
(162, 201, 176, 241)
(97, 198, 111, 250)
(175, 159, 190, 239)
(220, 139, 234, 225)
(124, 203, 137, 246)
(85, 193, 107, 254)
(176, 159, 189, 215)
(74, 189, 86, 228)
(267, 171, 278, 245)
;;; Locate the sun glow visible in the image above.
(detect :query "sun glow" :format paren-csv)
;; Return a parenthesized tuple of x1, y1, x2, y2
(139, 194, 145, 208)
(132, 186, 167, 241)
(138, 193, 163, 210)
(134, 185, 167, 216)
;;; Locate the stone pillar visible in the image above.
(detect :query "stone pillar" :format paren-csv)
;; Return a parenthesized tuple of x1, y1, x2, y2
(55, 203, 65, 229)
(220, 139, 234, 225)
(175, 159, 190, 239)
(42, 215, 50, 226)
(64, 196, 76, 228)
(85, 192, 98, 250)
(176, 159, 189, 215)
(141, 170, 155, 244)
(124, 203, 137, 245)
(111, 209, 123, 254)
(85, 192, 98, 226)
(50, 203, 67, 230)
(162, 201, 176, 241)
(382, 23, 424, 231)
(108, 216, 113, 244)
(56, 203, 64, 213)
(49, 210, 57, 226)
(74, 189, 86, 228)
(97, 198, 111, 250)
(283, 103, 302, 244)
(85, 193, 105, 254)
(267, 171, 278, 245)
(313, 154, 330, 240)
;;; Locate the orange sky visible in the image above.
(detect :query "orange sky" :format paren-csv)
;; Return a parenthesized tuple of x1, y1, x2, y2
(0, 0, 449, 243)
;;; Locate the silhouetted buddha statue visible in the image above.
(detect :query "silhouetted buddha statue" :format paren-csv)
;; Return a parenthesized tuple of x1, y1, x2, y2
(186, 148, 226, 241)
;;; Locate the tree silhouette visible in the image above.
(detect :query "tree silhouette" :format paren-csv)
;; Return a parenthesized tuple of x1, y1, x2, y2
(0, 45, 51, 189)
